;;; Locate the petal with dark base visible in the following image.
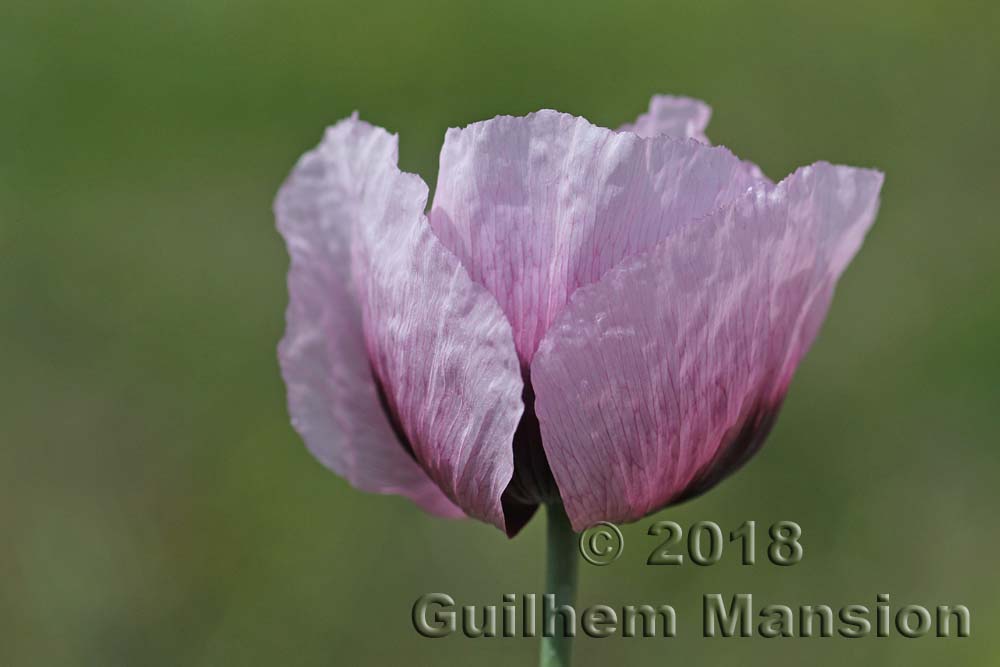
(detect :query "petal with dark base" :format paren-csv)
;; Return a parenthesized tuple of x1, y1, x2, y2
(531, 163, 883, 530)
(345, 122, 526, 535)
(276, 119, 462, 518)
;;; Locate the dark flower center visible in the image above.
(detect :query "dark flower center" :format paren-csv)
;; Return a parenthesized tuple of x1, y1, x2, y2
(499, 371, 560, 535)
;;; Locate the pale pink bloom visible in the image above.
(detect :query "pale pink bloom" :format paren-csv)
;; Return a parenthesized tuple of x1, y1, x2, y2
(276, 95, 883, 536)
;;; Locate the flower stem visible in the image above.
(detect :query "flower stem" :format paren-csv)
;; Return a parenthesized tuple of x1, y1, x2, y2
(540, 502, 578, 667)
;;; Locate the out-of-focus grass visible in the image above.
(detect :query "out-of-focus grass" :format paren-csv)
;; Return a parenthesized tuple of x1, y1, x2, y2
(2, 0, 998, 665)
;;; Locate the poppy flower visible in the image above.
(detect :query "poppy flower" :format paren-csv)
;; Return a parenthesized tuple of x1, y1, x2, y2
(276, 95, 883, 537)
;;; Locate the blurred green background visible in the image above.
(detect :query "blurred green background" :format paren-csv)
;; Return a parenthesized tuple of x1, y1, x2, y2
(3, 0, 999, 664)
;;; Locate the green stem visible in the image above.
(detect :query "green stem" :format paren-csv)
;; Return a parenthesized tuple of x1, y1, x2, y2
(540, 502, 578, 667)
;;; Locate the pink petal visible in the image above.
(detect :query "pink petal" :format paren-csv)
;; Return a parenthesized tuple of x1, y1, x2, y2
(276, 117, 525, 529)
(620, 95, 770, 184)
(276, 119, 462, 518)
(430, 110, 762, 366)
(531, 162, 883, 530)
(342, 122, 526, 534)
(618, 94, 712, 142)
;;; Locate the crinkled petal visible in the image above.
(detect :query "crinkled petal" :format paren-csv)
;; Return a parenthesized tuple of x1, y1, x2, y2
(531, 162, 883, 530)
(618, 94, 712, 142)
(430, 110, 762, 366)
(620, 95, 770, 184)
(346, 121, 525, 534)
(276, 118, 462, 518)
